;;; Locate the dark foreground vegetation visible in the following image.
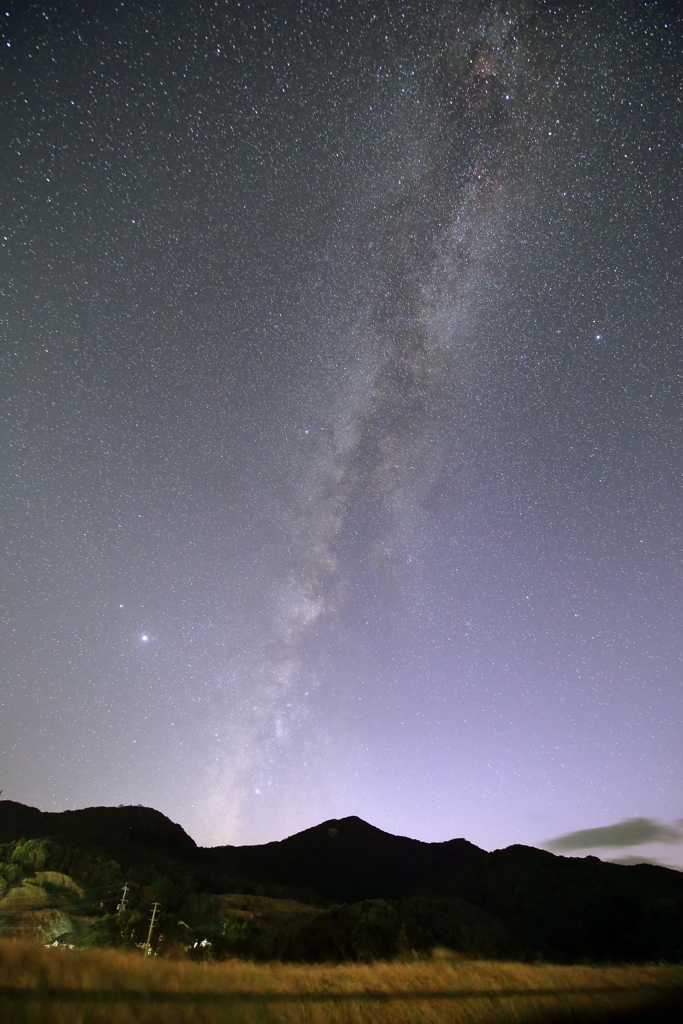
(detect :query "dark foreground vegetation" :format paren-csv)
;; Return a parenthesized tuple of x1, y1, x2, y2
(1, 799, 682, 964)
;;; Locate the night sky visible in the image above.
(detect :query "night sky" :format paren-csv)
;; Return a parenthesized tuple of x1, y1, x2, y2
(2, 0, 682, 868)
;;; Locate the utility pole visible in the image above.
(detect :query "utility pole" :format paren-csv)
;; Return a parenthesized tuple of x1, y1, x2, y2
(144, 902, 160, 956)
(117, 883, 129, 912)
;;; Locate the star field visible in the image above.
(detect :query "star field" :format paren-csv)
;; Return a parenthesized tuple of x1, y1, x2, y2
(1, 0, 682, 867)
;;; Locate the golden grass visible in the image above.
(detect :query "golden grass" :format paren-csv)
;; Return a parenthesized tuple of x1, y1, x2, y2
(0, 938, 681, 1024)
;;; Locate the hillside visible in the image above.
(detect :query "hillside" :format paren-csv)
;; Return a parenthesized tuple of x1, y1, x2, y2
(1, 800, 682, 962)
(210, 815, 487, 902)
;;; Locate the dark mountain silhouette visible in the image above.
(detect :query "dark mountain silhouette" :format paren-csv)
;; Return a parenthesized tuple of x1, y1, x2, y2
(1, 800, 682, 963)
(209, 815, 486, 903)
(0, 800, 197, 860)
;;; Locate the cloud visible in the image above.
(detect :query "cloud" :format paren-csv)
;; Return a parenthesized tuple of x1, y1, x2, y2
(545, 817, 683, 851)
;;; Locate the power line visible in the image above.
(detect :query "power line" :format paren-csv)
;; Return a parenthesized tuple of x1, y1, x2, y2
(0, 895, 120, 917)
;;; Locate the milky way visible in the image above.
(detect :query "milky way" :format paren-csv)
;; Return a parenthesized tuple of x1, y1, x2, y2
(1, 1, 682, 866)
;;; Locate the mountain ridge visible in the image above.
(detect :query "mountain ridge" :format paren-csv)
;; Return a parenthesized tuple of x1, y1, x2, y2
(2, 800, 683, 962)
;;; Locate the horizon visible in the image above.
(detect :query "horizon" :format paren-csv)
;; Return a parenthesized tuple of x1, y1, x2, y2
(3, 796, 682, 873)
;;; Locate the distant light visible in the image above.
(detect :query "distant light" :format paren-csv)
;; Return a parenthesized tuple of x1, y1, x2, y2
(595, 334, 602, 340)
(141, 635, 148, 642)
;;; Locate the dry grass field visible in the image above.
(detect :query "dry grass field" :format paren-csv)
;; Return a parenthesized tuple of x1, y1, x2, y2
(0, 939, 682, 1024)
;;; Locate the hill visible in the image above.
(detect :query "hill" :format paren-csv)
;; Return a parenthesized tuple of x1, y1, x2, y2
(1, 800, 682, 963)
(210, 815, 487, 903)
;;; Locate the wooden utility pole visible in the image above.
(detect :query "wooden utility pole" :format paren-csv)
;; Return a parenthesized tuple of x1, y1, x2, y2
(117, 883, 129, 912)
(144, 902, 160, 956)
